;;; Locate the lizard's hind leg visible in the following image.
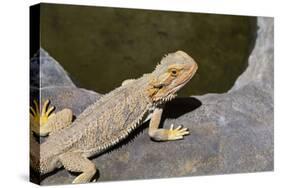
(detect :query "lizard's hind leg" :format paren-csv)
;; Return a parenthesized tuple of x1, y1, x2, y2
(30, 99, 73, 136)
(59, 152, 97, 184)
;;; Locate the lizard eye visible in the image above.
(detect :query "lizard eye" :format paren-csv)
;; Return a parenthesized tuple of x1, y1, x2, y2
(170, 69, 178, 77)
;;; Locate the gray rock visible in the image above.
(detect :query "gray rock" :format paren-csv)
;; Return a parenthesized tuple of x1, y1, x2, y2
(35, 17, 273, 185)
(30, 48, 76, 88)
(230, 17, 274, 95)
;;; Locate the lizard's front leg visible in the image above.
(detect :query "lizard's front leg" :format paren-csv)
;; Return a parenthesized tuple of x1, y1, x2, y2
(148, 107, 190, 141)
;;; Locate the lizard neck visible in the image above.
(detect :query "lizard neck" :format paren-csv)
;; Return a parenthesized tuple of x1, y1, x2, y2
(139, 73, 176, 106)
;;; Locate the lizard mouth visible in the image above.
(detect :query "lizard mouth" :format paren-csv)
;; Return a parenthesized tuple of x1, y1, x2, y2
(157, 63, 197, 103)
(167, 63, 198, 96)
(153, 62, 198, 103)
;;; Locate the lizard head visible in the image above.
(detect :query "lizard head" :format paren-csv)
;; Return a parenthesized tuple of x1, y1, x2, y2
(147, 50, 198, 103)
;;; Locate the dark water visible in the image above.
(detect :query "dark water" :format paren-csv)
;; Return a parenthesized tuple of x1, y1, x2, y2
(39, 3, 257, 96)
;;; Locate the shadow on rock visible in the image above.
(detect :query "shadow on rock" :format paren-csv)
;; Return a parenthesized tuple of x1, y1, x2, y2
(163, 97, 202, 119)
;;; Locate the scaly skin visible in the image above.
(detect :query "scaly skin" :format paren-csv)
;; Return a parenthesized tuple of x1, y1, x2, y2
(30, 50, 198, 184)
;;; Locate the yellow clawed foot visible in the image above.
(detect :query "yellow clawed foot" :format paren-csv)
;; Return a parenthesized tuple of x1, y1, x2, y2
(167, 124, 190, 140)
(30, 99, 55, 136)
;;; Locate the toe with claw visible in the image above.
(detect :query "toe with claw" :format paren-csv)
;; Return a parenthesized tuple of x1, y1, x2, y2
(167, 124, 190, 140)
(30, 99, 55, 136)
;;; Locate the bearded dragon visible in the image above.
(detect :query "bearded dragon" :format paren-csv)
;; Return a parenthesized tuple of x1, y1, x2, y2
(30, 50, 198, 184)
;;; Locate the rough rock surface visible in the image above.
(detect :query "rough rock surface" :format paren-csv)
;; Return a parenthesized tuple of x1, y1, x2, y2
(31, 17, 273, 185)
(30, 49, 76, 88)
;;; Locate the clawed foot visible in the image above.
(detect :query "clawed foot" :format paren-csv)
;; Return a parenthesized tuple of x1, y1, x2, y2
(30, 99, 55, 136)
(167, 124, 190, 140)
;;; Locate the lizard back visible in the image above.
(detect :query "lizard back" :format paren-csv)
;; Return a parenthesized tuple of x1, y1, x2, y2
(41, 77, 151, 157)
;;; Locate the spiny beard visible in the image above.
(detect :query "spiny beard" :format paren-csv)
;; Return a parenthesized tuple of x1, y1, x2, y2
(154, 93, 177, 105)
